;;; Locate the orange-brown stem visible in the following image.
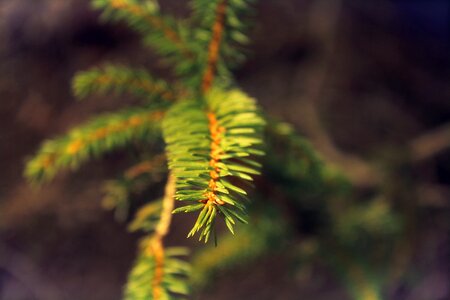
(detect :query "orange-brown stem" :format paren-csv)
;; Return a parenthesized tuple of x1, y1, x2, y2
(110, 0, 190, 57)
(124, 154, 165, 180)
(204, 112, 226, 206)
(64, 111, 163, 156)
(147, 173, 175, 300)
(95, 74, 175, 102)
(201, 0, 228, 93)
(149, 239, 164, 299)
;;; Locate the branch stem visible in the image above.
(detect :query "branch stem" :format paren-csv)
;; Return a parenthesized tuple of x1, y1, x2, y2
(201, 0, 228, 93)
(147, 173, 175, 300)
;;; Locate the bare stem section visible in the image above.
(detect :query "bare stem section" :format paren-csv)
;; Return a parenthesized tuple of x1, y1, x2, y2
(202, 0, 228, 93)
(148, 173, 176, 300)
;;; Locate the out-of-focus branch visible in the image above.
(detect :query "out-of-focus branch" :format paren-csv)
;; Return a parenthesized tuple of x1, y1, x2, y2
(290, 0, 380, 188)
(147, 173, 175, 300)
(291, 0, 450, 188)
(299, 101, 380, 188)
(409, 123, 450, 162)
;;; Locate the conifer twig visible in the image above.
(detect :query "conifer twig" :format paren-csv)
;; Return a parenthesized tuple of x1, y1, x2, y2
(147, 173, 175, 299)
(26, 108, 164, 183)
(73, 65, 176, 102)
(124, 154, 166, 180)
(409, 123, 450, 162)
(109, 0, 184, 48)
(203, 112, 226, 207)
(201, 0, 228, 93)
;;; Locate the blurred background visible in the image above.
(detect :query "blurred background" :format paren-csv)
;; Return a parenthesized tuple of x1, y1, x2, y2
(0, 0, 449, 299)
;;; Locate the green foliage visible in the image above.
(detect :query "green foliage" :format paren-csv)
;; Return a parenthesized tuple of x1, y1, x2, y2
(102, 179, 132, 222)
(73, 64, 175, 103)
(124, 176, 190, 300)
(25, 107, 163, 183)
(26, 0, 264, 255)
(93, 0, 160, 33)
(265, 120, 351, 205)
(91, 0, 202, 85)
(92, 0, 194, 68)
(127, 200, 163, 232)
(191, 0, 254, 66)
(22, 1, 404, 300)
(125, 245, 191, 300)
(163, 88, 265, 242)
(265, 121, 401, 300)
(102, 156, 166, 222)
(333, 199, 401, 245)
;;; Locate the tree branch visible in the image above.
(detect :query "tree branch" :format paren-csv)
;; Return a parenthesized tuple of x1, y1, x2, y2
(201, 0, 228, 93)
(148, 173, 175, 299)
(409, 123, 450, 162)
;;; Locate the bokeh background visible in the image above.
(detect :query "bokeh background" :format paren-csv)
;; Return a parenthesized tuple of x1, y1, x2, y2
(0, 0, 449, 299)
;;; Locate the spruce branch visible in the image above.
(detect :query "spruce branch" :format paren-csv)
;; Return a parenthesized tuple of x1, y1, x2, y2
(93, 0, 196, 67)
(201, 0, 228, 93)
(73, 64, 176, 102)
(25, 107, 164, 184)
(190, 0, 254, 89)
(20, 0, 415, 299)
(94, 0, 179, 44)
(125, 174, 191, 300)
(128, 200, 163, 233)
(102, 154, 166, 222)
(155, 173, 176, 238)
(25, 0, 270, 297)
(265, 119, 351, 197)
(150, 173, 176, 299)
(124, 154, 166, 180)
(164, 88, 265, 242)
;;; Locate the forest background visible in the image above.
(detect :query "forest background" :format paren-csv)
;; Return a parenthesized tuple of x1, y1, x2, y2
(0, 0, 449, 299)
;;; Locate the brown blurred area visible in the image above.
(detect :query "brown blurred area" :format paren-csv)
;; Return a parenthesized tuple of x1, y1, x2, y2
(0, 0, 449, 299)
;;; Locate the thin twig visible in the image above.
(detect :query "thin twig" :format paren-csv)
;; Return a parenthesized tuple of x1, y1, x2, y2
(147, 173, 175, 300)
(409, 123, 450, 162)
(289, 0, 379, 188)
(201, 0, 228, 93)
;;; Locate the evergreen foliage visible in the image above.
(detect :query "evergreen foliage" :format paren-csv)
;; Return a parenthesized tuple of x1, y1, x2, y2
(125, 244, 191, 300)
(23, 1, 408, 299)
(93, 0, 194, 70)
(73, 64, 175, 103)
(103, 155, 166, 222)
(25, 1, 263, 297)
(25, 107, 163, 183)
(163, 88, 264, 242)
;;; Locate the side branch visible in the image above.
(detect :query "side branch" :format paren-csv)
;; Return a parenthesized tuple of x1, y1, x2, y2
(125, 174, 185, 300)
(201, 0, 228, 93)
(124, 154, 166, 180)
(109, 0, 184, 47)
(155, 173, 176, 238)
(164, 90, 265, 242)
(409, 123, 450, 162)
(148, 173, 175, 299)
(25, 108, 163, 183)
(73, 65, 175, 102)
